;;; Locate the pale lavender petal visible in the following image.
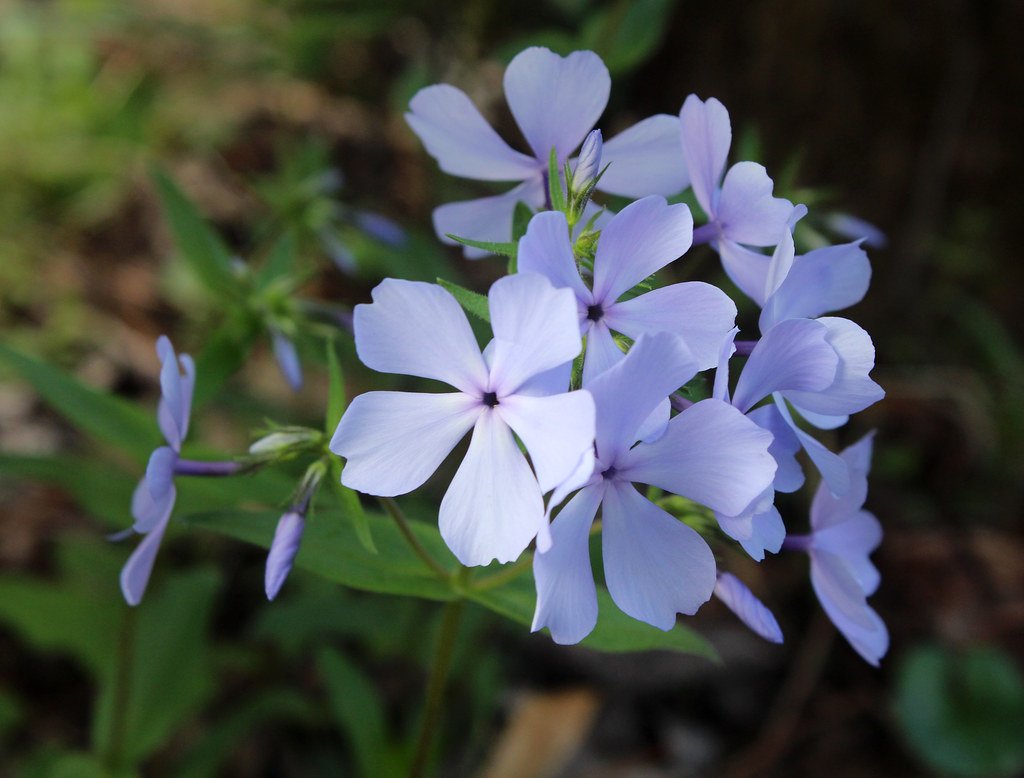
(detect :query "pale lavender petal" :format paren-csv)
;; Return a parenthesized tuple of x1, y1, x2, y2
(796, 408, 849, 430)
(488, 273, 583, 395)
(352, 210, 407, 246)
(516, 211, 591, 301)
(586, 332, 698, 464)
(354, 279, 488, 395)
(497, 390, 595, 493)
(143, 446, 177, 503)
(602, 479, 716, 629)
(811, 550, 882, 632)
(814, 511, 882, 595)
(717, 239, 771, 306)
(825, 212, 888, 249)
(541, 447, 598, 539)
(713, 327, 739, 403)
(679, 94, 731, 217)
(581, 321, 624, 386)
(774, 395, 850, 496)
(762, 240, 871, 329)
(635, 398, 671, 444)
(512, 360, 572, 397)
(271, 330, 303, 391)
(717, 162, 795, 247)
(504, 47, 610, 163)
(405, 84, 539, 181)
(433, 178, 545, 258)
(604, 281, 737, 370)
(591, 196, 693, 304)
(621, 399, 776, 518)
(810, 432, 873, 528)
(131, 455, 177, 534)
(763, 227, 797, 301)
(738, 505, 786, 561)
(156, 336, 186, 449)
(333, 391, 481, 497)
(531, 485, 602, 644)
(714, 573, 783, 643)
(732, 318, 838, 414)
(747, 404, 804, 493)
(597, 114, 689, 197)
(265, 510, 305, 601)
(120, 510, 172, 606)
(815, 581, 889, 666)
(784, 317, 884, 417)
(439, 411, 544, 565)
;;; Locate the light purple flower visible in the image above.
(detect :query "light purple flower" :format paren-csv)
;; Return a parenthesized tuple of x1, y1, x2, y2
(330, 273, 596, 566)
(518, 196, 736, 382)
(714, 573, 783, 644)
(679, 94, 796, 292)
(785, 434, 888, 665)
(121, 336, 194, 606)
(406, 47, 689, 257)
(265, 509, 306, 601)
(531, 333, 777, 644)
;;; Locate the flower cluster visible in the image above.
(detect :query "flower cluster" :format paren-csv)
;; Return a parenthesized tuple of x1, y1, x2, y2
(337, 45, 885, 661)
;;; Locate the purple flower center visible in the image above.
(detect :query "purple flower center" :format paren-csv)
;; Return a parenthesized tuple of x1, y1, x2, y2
(482, 391, 500, 408)
(586, 303, 604, 322)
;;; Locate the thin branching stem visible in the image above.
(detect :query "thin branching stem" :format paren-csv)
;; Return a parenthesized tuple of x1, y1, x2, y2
(378, 496, 451, 581)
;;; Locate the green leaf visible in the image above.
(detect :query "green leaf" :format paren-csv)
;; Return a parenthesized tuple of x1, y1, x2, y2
(469, 570, 717, 658)
(325, 340, 346, 432)
(895, 643, 1024, 777)
(443, 233, 517, 259)
(191, 317, 260, 406)
(151, 169, 239, 297)
(437, 278, 490, 323)
(548, 147, 567, 212)
(184, 508, 455, 601)
(327, 457, 376, 554)
(255, 232, 297, 290)
(583, 0, 677, 74)
(512, 200, 534, 241)
(0, 344, 159, 461)
(318, 648, 387, 778)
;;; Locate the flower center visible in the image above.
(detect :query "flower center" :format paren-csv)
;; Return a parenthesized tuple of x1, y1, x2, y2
(482, 391, 499, 408)
(586, 303, 604, 322)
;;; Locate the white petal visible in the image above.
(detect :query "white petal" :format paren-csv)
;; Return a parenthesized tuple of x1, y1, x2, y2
(333, 391, 481, 497)
(439, 411, 544, 565)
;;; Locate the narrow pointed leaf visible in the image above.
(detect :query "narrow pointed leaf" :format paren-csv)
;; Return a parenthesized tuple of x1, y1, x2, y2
(436, 278, 491, 322)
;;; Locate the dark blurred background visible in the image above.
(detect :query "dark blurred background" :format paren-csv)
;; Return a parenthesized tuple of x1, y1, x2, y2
(1, 0, 1022, 776)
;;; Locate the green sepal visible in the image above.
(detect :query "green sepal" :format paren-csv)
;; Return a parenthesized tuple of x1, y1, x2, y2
(547, 147, 567, 213)
(437, 278, 490, 323)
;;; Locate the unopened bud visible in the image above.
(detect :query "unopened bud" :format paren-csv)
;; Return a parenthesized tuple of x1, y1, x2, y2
(248, 428, 322, 456)
(573, 129, 603, 191)
(265, 510, 306, 600)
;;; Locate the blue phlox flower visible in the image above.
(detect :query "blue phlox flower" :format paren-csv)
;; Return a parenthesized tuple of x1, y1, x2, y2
(517, 196, 736, 383)
(531, 332, 777, 644)
(786, 434, 888, 665)
(330, 272, 596, 566)
(679, 94, 796, 291)
(121, 336, 194, 606)
(406, 46, 689, 257)
(713, 572, 783, 644)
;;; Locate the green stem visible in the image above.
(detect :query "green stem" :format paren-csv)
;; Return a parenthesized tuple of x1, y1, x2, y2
(408, 597, 466, 778)
(103, 606, 137, 772)
(378, 497, 450, 581)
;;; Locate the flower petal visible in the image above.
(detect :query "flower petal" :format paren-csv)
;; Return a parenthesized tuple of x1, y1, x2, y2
(134, 446, 178, 535)
(811, 549, 880, 632)
(156, 336, 192, 450)
(739, 505, 786, 561)
(581, 321, 624, 386)
(716, 162, 795, 247)
(732, 318, 839, 414)
(774, 395, 851, 496)
(586, 332, 698, 464)
(761, 240, 871, 328)
(497, 390, 595, 494)
(591, 196, 693, 304)
(439, 411, 544, 565)
(747, 404, 804, 493)
(621, 398, 776, 518)
(605, 281, 737, 370)
(354, 279, 488, 394)
(504, 47, 610, 163)
(679, 94, 731, 217)
(810, 432, 873, 528)
(406, 83, 539, 181)
(120, 509, 173, 606)
(784, 317, 884, 417)
(516, 211, 591, 301)
(717, 239, 771, 306)
(531, 485, 602, 644)
(333, 391, 481, 497)
(488, 273, 583, 395)
(602, 479, 716, 630)
(815, 510, 882, 595)
(597, 114, 689, 197)
(714, 573, 783, 643)
(432, 178, 545, 258)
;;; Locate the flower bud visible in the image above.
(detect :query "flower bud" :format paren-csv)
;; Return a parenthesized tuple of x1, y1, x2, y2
(573, 129, 603, 192)
(248, 427, 322, 456)
(265, 510, 306, 600)
(271, 329, 304, 391)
